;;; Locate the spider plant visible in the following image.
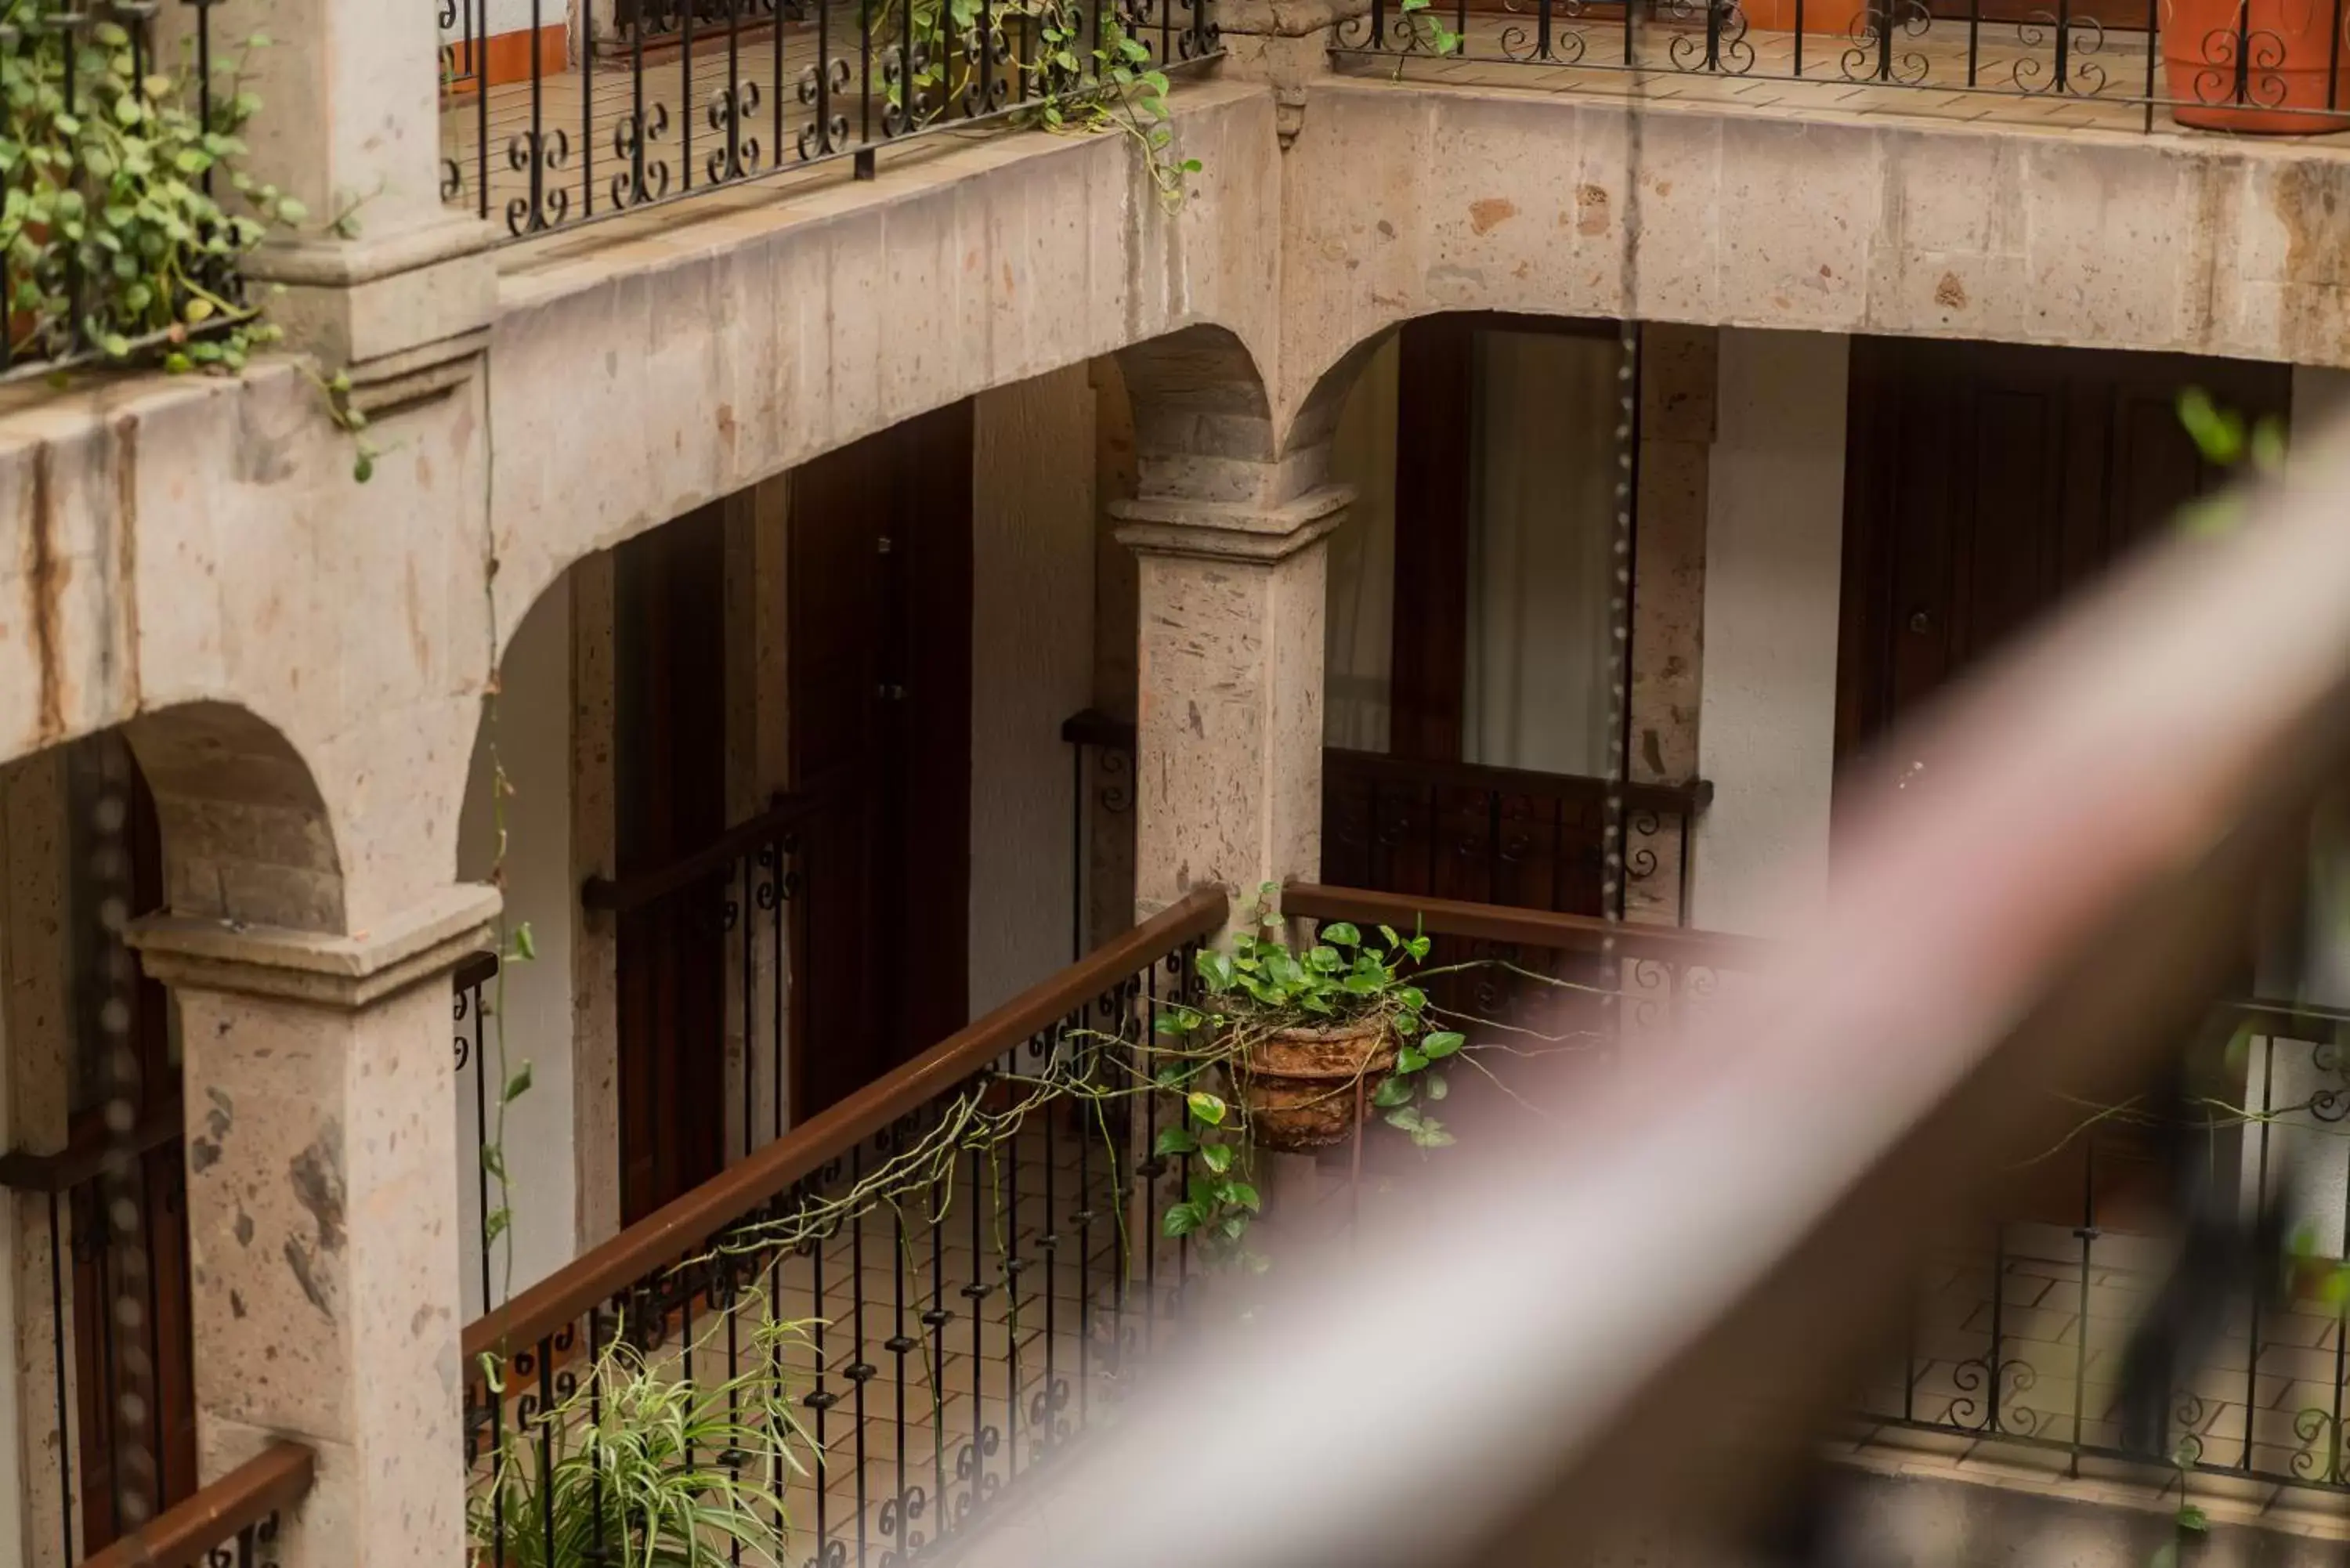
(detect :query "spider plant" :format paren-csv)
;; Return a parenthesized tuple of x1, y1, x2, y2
(471, 1303, 815, 1568)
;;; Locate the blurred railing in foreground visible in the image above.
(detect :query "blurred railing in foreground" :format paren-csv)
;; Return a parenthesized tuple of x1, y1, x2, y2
(958, 438, 2350, 1568)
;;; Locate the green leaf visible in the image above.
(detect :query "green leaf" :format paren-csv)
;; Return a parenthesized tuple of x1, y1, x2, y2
(1162, 1201, 1203, 1237)
(1372, 1076, 1415, 1109)
(1384, 1105, 1424, 1133)
(1395, 1045, 1428, 1074)
(1186, 1090, 1227, 1127)
(1198, 1141, 1235, 1174)
(1423, 1031, 1464, 1059)
(1217, 1181, 1261, 1212)
(2177, 386, 2245, 467)
(1424, 1072, 1449, 1101)
(481, 1144, 508, 1180)
(1152, 1126, 1198, 1158)
(2175, 1504, 2209, 1534)
(504, 1061, 534, 1104)
(511, 920, 537, 962)
(1321, 921, 1361, 947)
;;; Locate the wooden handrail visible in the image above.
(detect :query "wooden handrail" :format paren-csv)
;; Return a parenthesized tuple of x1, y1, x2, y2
(579, 772, 851, 915)
(463, 885, 1228, 1361)
(1282, 883, 1772, 970)
(0, 1093, 186, 1196)
(80, 1441, 314, 1568)
(452, 948, 501, 994)
(1061, 707, 1137, 750)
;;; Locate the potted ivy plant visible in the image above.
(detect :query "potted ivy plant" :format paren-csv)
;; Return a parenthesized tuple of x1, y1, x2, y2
(1157, 885, 1462, 1159)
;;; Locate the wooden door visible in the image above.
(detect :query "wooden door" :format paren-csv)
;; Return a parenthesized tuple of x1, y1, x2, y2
(789, 403, 974, 1118)
(614, 504, 731, 1223)
(68, 744, 198, 1551)
(1836, 336, 2289, 769)
(1838, 336, 2286, 1227)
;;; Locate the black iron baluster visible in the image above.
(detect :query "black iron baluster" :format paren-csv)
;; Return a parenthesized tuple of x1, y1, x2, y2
(2071, 1140, 2095, 1468)
(743, 855, 755, 1162)
(683, 0, 696, 188)
(537, 1331, 558, 1564)
(1077, 1017, 1094, 1429)
(1144, 961, 1162, 1341)
(589, 1306, 608, 1565)
(929, 1147, 949, 1528)
(2053, 0, 2070, 89)
(774, 0, 787, 168)
(1966, 0, 1979, 85)
(2233, 0, 2252, 103)
(528, 0, 546, 228)
(1042, 1024, 1059, 1459)
(1007, 1083, 1024, 1478)
(727, 0, 744, 181)
(473, 974, 494, 1312)
(2245, 1038, 2275, 1470)
(2330, 1113, 2350, 1484)
(2142, 0, 2157, 128)
(966, 1136, 985, 1525)
(631, 5, 649, 201)
(888, 1121, 913, 1555)
(2331, 0, 2346, 109)
(582, 0, 595, 222)
(851, 1143, 873, 1566)
(1987, 1223, 2007, 1433)
(1793, 0, 1804, 79)
(811, 1186, 832, 1560)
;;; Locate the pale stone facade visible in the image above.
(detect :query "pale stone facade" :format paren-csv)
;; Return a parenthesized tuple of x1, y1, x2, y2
(2, 0, 2348, 1554)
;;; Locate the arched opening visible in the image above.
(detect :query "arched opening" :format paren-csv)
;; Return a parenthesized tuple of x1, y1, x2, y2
(0, 699, 341, 1566)
(457, 361, 1108, 1306)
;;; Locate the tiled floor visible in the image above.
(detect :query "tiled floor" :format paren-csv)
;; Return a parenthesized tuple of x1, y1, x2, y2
(1329, 8, 2350, 145)
(1856, 1217, 2350, 1489)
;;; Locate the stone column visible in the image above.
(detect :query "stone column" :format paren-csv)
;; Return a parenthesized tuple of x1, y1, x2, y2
(157, 0, 494, 403)
(1115, 484, 1348, 930)
(126, 887, 497, 1567)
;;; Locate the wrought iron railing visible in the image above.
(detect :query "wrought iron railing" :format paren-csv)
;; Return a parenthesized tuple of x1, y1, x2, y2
(461, 887, 1224, 1568)
(77, 1442, 312, 1568)
(1331, 0, 2350, 135)
(0, 1093, 198, 1564)
(1321, 749, 1710, 925)
(1288, 882, 2350, 1507)
(436, 0, 1219, 240)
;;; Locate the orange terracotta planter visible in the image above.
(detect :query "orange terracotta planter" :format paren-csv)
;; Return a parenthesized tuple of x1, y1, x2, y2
(1738, 0, 1866, 37)
(2162, 0, 2350, 132)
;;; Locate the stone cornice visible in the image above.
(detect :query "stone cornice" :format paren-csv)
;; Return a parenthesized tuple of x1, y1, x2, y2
(1112, 483, 1354, 562)
(126, 885, 501, 1009)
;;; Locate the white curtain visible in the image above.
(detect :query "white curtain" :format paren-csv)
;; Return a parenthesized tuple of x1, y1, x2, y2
(1324, 333, 1400, 753)
(1463, 329, 1619, 775)
(1321, 325, 1618, 773)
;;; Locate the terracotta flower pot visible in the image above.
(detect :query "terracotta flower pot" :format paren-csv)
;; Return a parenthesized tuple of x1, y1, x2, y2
(2163, 0, 2350, 132)
(1238, 1018, 1397, 1153)
(1737, 0, 1866, 38)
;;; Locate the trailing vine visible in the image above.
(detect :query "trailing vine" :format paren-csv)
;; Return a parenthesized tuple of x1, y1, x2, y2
(0, 7, 298, 370)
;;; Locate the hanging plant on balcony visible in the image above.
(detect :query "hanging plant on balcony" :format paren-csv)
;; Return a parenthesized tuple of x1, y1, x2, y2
(0, 5, 303, 375)
(1151, 883, 1460, 1249)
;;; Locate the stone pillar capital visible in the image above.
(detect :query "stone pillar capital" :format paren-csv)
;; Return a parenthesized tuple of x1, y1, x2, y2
(1112, 482, 1354, 562)
(125, 883, 500, 1009)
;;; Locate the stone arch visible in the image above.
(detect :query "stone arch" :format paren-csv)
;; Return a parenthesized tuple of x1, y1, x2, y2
(121, 701, 348, 936)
